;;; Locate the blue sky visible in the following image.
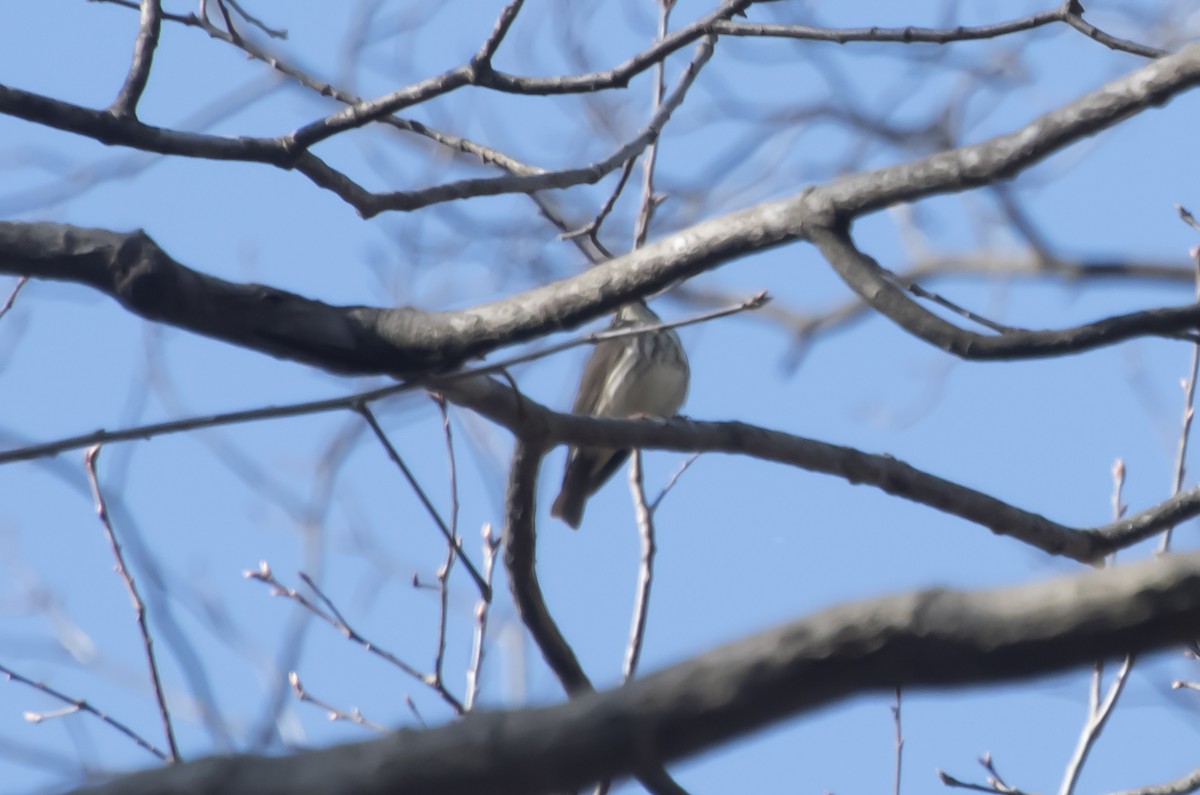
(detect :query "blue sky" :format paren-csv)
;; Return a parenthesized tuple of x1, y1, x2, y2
(3, 1, 1200, 793)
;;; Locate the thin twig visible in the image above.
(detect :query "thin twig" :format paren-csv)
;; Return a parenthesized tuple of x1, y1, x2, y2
(404, 694, 426, 727)
(623, 451, 656, 681)
(429, 394, 462, 693)
(296, 572, 353, 629)
(465, 524, 501, 712)
(714, 6, 1061, 45)
(246, 563, 465, 713)
(907, 282, 1018, 334)
(981, 753, 1025, 794)
(212, 0, 240, 43)
(83, 445, 179, 762)
(430, 534, 457, 694)
(0, 382, 411, 465)
(224, 0, 287, 38)
(1060, 3, 1167, 59)
(0, 275, 28, 321)
(633, 0, 675, 251)
(649, 453, 700, 513)
(288, 672, 386, 733)
(1159, 243, 1200, 553)
(0, 661, 168, 761)
(1058, 462, 1134, 795)
(893, 686, 903, 795)
(939, 753, 1035, 795)
(1180, 205, 1200, 234)
(600, 290, 768, 343)
(356, 403, 490, 599)
(561, 157, 636, 246)
(1112, 459, 1127, 532)
(1059, 655, 1134, 795)
(471, 291, 770, 383)
(938, 770, 1026, 794)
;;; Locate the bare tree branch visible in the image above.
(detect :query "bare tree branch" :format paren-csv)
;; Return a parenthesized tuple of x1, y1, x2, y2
(810, 223, 1200, 359)
(67, 552, 1200, 795)
(110, 0, 163, 118)
(83, 445, 180, 762)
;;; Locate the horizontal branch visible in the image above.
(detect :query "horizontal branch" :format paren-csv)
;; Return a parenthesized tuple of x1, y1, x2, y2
(69, 552, 1200, 795)
(0, 365, 1179, 563)
(712, 6, 1062, 45)
(0, 82, 291, 164)
(440, 376, 1193, 564)
(712, 3, 1166, 58)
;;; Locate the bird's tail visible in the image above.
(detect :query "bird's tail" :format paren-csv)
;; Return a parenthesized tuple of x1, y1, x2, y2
(550, 486, 585, 530)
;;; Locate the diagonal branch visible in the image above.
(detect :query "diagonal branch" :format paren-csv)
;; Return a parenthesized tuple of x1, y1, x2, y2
(66, 552, 1200, 795)
(503, 440, 688, 794)
(809, 223, 1200, 360)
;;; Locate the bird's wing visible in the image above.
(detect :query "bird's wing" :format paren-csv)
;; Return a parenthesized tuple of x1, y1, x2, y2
(571, 335, 628, 416)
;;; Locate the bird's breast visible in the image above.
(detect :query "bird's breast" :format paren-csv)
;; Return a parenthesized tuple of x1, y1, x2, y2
(600, 345, 689, 419)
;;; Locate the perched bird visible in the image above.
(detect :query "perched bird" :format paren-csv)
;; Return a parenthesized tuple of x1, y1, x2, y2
(551, 300, 690, 528)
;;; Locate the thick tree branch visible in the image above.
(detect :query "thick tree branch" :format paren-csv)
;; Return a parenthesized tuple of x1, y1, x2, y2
(810, 223, 1200, 359)
(68, 553, 1200, 795)
(0, 218, 798, 375)
(4, 211, 1200, 389)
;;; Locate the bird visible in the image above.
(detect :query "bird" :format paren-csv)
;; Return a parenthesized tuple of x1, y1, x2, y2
(551, 299, 690, 529)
